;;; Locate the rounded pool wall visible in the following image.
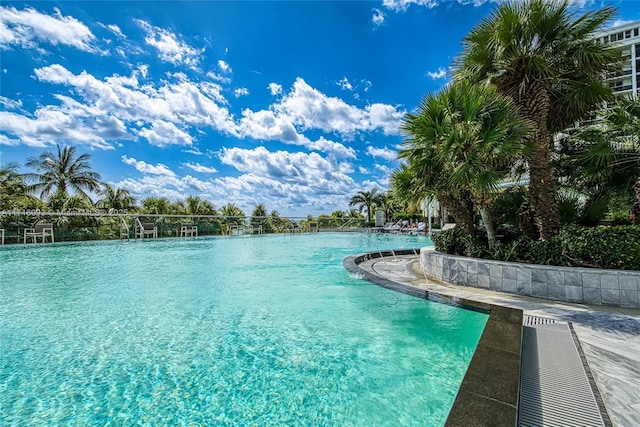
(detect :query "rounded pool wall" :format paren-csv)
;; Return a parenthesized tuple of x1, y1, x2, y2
(344, 250, 523, 426)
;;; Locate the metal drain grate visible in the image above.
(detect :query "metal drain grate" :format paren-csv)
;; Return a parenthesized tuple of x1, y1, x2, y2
(523, 315, 556, 326)
(519, 323, 605, 427)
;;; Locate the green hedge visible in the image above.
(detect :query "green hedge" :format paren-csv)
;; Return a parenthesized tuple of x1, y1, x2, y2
(432, 225, 640, 270)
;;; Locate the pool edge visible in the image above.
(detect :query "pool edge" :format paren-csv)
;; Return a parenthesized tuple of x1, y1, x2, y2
(344, 251, 523, 427)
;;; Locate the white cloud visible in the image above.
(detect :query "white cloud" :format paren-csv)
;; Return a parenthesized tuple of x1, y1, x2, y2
(366, 146, 397, 161)
(138, 120, 193, 147)
(374, 164, 392, 175)
(611, 19, 635, 28)
(268, 82, 282, 96)
(0, 109, 114, 149)
(237, 108, 355, 158)
(383, 0, 445, 11)
(106, 24, 125, 38)
(7, 64, 399, 162)
(184, 162, 218, 173)
(121, 155, 177, 177)
(0, 96, 23, 110)
(30, 63, 237, 141)
(275, 77, 404, 136)
(427, 67, 447, 79)
(219, 146, 355, 191)
(372, 9, 385, 26)
(112, 146, 361, 215)
(206, 71, 231, 84)
(218, 59, 232, 73)
(0, 6, 97, 52)
(234, 87, 249, 97)
(136, 19, 202, 68)
(382, 0, 492, 12)
(337, 77, 353, 91)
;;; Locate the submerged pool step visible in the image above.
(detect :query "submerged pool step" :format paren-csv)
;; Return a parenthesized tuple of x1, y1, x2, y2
(519, 322, 609, 427)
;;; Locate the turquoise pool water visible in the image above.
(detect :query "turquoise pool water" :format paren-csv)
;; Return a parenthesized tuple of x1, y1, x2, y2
(0, 233, 488, 426)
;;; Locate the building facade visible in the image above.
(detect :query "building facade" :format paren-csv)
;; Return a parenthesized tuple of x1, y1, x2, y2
(598, 21, 640, 99)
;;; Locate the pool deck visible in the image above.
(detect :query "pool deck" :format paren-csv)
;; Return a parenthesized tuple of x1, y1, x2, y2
(357, 254, 640, 427)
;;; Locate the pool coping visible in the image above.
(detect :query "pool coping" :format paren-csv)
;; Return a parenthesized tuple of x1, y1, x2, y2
(344, 250, 523, 426)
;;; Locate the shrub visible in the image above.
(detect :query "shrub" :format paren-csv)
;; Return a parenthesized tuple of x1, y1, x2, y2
(555, 225, 640, 270)
(433, 225, 640, 270)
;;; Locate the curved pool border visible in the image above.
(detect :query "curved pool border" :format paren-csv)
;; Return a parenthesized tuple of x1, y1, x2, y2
(344, 250, 523, 426)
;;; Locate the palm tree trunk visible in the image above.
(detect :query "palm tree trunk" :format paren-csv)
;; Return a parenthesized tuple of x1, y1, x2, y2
(477, 204, 497, 246)
(632, 177, 640, 225)
(438, 191, 475, 237)
(511, 81, 561, 240)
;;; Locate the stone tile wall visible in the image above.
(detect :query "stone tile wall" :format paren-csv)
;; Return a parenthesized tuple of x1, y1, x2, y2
(420, 247, 640, 309)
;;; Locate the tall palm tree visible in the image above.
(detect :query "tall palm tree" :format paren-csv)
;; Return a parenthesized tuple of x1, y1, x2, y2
(24, 145, 102, 201)
(349, 189, 382, 223)
(96, 184, 136, 212)
(400, 80, 530, 244)
(455, 0, 620, 239)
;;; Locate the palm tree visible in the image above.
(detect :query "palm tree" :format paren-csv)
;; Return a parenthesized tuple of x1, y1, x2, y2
(455, 0, 620, 239)
(399, 109, 478, 237)
(220, 203, 245, 218)
(140, 196, 172, 214)
(181, 195, 216, 216)
(349, 189, 382, 223)
(24, 145, 102, 201)
(96, 184, 136, 212)
(251, 203, 268, 218)
(0, 163, 32, 210)
(400, 80, 530, 244)
(563, 97, 640, 224)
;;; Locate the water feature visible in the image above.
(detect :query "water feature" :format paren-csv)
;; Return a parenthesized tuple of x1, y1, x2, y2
(0, 233, 487, 425)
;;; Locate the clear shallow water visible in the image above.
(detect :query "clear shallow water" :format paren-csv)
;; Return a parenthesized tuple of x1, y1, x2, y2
(0, 233, 487, 426)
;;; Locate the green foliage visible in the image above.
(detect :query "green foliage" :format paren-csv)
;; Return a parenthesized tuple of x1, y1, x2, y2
(392, 212, 423, 221)
(609, 210, 631, 226)
(553, 226, 640, 270)
(434, 225, 640, 270)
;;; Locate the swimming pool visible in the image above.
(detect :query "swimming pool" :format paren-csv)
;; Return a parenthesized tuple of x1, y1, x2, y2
(0, 233, 488, 425)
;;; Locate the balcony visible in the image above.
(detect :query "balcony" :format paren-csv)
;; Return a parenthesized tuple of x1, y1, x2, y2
(612, 85, 633, 92)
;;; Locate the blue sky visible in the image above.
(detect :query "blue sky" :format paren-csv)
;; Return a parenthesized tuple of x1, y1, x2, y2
(1, 1, 639, 216)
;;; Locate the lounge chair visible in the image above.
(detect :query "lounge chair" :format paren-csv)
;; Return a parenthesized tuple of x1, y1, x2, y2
(24, 223, 55, 243)
(228, 221, 244, 235)
(406, 222, 426, 235)
(180, 224, 198, 237)
(308, 221, 318, 232)
(251, 223, 262, 234)
(135, 219, 157, 239)
(442, 223, 457, 231)
(381, 222, 395, 233)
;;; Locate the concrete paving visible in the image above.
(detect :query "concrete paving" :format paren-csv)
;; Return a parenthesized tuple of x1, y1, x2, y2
(357, 255, 640, 427)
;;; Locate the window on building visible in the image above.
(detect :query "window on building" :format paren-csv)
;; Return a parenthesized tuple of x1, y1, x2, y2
(603, 35, 609, 43)
(625, 30, 631, 39)
(635, 28, 639, 37)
